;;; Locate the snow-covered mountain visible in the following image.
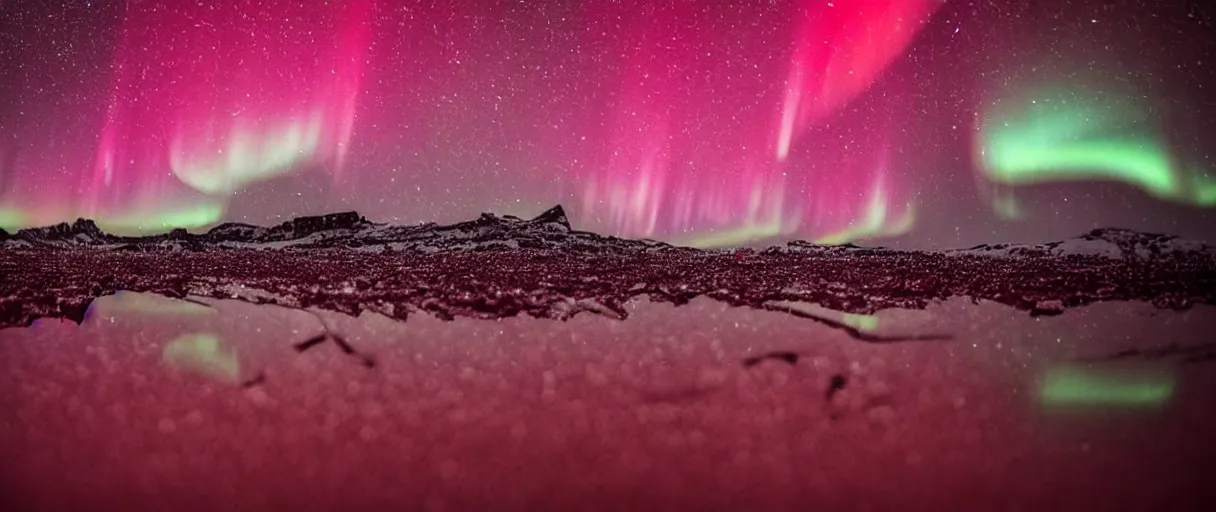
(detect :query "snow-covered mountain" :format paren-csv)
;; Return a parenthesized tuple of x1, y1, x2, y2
(8, 219, 112, 248)
(945, 228, 1216, 261)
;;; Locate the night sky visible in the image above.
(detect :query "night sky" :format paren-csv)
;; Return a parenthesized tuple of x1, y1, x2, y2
(1, 0, 1213, 249)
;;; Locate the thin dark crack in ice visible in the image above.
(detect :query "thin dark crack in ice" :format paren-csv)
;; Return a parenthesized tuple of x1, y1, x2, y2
(284, 305, 378, 369)
(742, 351, 801, 367)
(1078, 342, 1216, 365)
(757, 303, 953, 343)
(297, 333, 377, 369)
(293, 334, 329, 352)
(241, 372, 267, 388)
(826, 374, 848, 401)
(180, 296, 378, 370)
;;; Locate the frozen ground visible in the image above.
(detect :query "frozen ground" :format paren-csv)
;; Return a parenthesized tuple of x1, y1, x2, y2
(2, 209, 1214, 509)
(2, 293, 1215, 510)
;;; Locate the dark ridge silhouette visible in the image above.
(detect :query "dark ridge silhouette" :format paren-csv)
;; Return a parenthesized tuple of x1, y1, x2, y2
(4, 204, 1213, 262)
(529, 204, 571, 229)
(2, 205, 682, 254)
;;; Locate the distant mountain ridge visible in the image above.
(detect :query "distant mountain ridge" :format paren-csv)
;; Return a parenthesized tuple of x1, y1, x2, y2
(2, 207, 1213, 260)
(944, 227, 1216, 261)
(0, 206, 678, 254)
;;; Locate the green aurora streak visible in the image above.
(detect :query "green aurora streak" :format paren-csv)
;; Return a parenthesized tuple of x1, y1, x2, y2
(979, 86, 1216, 211)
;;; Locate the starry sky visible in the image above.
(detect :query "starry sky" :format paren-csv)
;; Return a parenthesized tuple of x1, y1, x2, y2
(1, 0, 1214, 249)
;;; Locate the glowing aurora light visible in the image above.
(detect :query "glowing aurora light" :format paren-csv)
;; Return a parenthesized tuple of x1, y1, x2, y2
(0, 208, 26, 233)
(813, 175, 916, 245)
(977, 84, 1216, 211)
(676, 175, 802, 248)
(575, 1, 926, 247)
(777, 0, 942, 161)
(96, 201, 228, 234)
(82, 0, 374, 214)
(170, 112, 326, 195)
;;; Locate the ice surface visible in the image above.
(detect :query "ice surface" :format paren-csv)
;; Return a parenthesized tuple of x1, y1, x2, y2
(1, 294, 1214, 509)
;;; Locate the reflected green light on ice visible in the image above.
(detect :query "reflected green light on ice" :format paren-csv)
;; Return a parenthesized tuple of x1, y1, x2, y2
(979, 85, 1214, 208)
(767, 301, 883, 333)
(107, 292, 215, 316)
(841, 312, 880, 333)
(162, 333, 240, 385)
(1040, 365, 1173, 407)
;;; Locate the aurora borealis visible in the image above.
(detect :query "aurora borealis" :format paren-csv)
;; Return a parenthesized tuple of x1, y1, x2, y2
(1, 0, 1214, 248)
